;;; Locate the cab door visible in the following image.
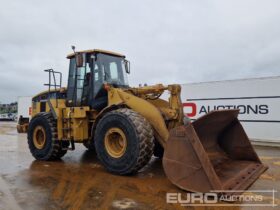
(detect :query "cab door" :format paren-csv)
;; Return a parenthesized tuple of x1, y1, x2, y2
(66, 54, 92, 107)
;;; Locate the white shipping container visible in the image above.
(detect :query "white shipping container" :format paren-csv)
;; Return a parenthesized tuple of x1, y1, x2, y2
(180, 76, 280, 146)
(17, 96, 32, 119)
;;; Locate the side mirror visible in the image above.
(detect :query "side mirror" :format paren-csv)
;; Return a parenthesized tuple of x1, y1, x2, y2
(75, 53, 84, 68)
(124, 60, 130, 74)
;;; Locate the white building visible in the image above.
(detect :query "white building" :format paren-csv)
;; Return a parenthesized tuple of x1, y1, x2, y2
(181, 76, 280, 146)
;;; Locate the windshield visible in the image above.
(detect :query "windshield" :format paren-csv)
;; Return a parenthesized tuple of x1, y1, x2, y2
(93, 54, 129, 86)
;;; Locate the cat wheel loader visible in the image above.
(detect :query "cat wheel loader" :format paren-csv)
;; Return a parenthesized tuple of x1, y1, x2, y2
(25, 47, 267, 194)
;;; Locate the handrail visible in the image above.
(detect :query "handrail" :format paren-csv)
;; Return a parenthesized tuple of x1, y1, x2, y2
(44, 69, 62, 108)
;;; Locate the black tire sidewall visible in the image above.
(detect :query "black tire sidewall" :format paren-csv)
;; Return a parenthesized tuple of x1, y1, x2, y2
(28, 115, 53, 160)
(153, 140, 164, 158)
(94, 112, 140, 174)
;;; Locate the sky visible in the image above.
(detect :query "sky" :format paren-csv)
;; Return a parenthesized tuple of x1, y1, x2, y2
(0, 0, 280, 103)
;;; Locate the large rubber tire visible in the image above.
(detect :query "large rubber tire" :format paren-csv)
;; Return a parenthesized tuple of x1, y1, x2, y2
(153, 140, 164, 158)
(27, 113, 68, 160)
(94, 108, 154, 175)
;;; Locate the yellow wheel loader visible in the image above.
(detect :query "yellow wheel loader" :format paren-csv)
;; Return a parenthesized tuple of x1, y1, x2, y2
(26, 47, 267, 194)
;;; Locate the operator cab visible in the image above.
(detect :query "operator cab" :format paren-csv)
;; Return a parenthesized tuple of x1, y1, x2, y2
(66, 49, 130, 110)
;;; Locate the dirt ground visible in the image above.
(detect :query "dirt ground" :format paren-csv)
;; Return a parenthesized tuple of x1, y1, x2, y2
(0, 121, 279, 210)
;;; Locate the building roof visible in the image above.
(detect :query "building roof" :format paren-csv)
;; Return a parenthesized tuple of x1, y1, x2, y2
(66, 49, 125, 58)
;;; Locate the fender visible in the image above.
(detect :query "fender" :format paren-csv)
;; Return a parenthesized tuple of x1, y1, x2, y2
(107, 88, 169, 147)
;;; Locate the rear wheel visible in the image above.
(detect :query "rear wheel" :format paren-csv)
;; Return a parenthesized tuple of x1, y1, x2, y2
(94, 108, 154, 175)
(27, 113, 68, 160)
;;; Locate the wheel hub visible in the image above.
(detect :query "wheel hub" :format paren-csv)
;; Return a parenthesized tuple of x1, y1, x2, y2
(33, 125, 46, 149)
(104, 127, 127, 158)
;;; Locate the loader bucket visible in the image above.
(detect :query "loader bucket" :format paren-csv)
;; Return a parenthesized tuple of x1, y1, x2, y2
(163, 110, 267, 194)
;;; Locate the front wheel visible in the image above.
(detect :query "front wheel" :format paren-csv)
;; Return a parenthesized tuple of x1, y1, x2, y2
(94, 108, 154, 175)
(153, 140, 164, 158)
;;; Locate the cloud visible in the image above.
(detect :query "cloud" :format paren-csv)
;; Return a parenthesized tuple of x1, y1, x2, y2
(0, 0, 280, 102)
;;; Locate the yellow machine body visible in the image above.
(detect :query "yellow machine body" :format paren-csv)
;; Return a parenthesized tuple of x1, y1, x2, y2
(30, 83, 182, 146)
